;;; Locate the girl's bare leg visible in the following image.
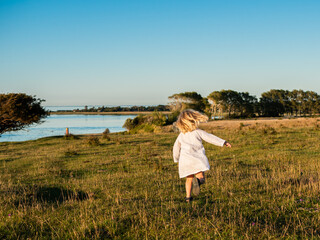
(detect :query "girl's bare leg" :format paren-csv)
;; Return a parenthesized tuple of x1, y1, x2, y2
(185, 175, 194, 198)
(195, 171, 205, 184)
(195, 171, 204, 179)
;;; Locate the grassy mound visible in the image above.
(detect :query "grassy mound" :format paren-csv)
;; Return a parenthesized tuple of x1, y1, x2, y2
(123, 111, 179, 134)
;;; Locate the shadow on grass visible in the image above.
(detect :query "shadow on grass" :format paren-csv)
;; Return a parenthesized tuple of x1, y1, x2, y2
(0, 158, 15, 163)
(15, 186, 89, 206)
(36, 187, 89, 203)
(120, 139, 154, 145)
(283, 176, 318, 186)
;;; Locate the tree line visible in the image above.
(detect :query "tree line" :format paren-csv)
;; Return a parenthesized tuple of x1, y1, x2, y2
(72, 105, 170, 113)
(169, 89, 320, 118)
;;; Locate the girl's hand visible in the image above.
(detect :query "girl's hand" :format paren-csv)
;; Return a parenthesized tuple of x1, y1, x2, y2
(224, 141, 232, 148)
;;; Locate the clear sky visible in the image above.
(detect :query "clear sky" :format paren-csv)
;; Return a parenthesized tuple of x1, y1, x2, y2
(1, 0, 320, 106)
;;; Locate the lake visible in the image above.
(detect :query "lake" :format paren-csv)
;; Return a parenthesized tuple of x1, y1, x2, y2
(0, 114, 136, 142)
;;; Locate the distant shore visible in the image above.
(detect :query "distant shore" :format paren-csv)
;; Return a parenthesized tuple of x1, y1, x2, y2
(50, 111, 171, 115)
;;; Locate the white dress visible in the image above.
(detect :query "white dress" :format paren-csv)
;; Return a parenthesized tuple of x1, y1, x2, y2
(173, 129, 225, 178)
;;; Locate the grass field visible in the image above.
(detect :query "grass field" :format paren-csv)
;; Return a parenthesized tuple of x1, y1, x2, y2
(1, 117, 320, 239)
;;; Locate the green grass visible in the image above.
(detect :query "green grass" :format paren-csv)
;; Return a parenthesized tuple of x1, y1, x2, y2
(1, 123, 320, 239)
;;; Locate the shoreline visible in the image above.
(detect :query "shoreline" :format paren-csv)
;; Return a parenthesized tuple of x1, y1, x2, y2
(50, 111, 171, 115)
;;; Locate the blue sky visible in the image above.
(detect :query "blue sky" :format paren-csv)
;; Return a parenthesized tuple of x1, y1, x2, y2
(1, 0, 319, 106)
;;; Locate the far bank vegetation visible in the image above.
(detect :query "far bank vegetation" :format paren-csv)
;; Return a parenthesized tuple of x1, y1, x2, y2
(123, 89, 320, 133)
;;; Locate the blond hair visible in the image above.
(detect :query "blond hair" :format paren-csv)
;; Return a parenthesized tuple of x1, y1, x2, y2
(176, 109, 208, 133)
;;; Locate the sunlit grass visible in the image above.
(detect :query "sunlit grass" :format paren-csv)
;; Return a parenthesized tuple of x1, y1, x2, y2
(1, 118, 320, 239)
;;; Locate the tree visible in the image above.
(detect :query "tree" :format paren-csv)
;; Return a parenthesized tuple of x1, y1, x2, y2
(238, 92, 258, 117)
(207, 91, 224, 118)
(0, 93, 48, 135)
(208, 90, 257, 118)
(168, 92, 206, 112)
(287, 89, 314, 116)
(289, 90, 299, 116)
(305, 91, 319, 115)
(216, 90, 242, 118)
(260, 90, 286, 117)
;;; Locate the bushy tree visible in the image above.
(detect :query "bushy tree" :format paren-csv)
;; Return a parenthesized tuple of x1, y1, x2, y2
(122, 115, 145, 131)
(168, 92, 206, 112)
(290, 89, 303, 116)
(304, 91, 320, 116)
(238, 92, 258, 117)
(208, 90, 257, 118)
(0, 93, 48, 135)
(207, 91, 224, 118)
(122, 112, 169, 133)
(260, 90, 287, 117)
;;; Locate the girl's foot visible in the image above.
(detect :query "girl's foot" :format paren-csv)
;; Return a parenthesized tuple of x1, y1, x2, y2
(185, 197, 193, 202)
(192, 177, 200, 195)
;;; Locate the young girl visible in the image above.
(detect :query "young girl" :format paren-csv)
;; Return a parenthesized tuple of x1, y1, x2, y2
(173, 109, 231, 202)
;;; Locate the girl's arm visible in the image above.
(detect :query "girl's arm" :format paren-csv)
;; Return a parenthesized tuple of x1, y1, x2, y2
(197, 129, 226, 147)
(173, 137, 181, 163)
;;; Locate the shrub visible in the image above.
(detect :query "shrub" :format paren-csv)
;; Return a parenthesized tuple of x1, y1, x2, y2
(102, 128, 111, 140)
(165, 111, 180, 125)
(123, 111, 180, 134)
(129, 123, 156, 134)
(123, 115, 146, 130)
(64, 134, 79, 140)
(261, 126, 277, 135)
(87, 136, 100, 146)
(151, 111, 166, 126)
(142, 124, 155, 133)
(64, 150, 79, 157)
(269, 127, 277, 135)
(123, 118, 134, 130)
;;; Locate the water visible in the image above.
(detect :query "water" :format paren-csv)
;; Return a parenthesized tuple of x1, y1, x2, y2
(0, 114, 136, 142)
